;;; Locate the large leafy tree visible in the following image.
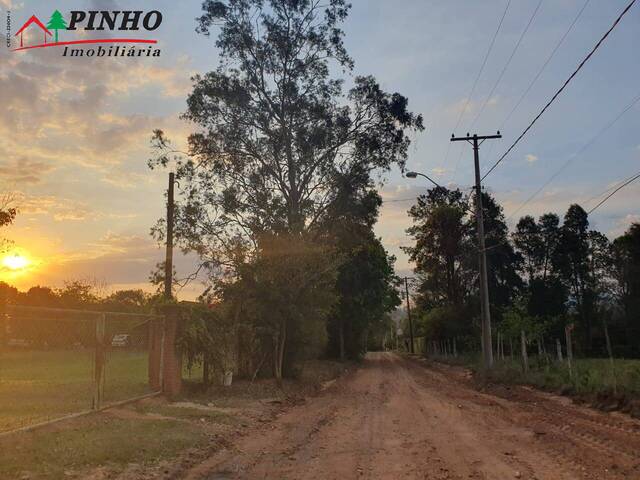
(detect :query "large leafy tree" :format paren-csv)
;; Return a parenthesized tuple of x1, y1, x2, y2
(232, 233, 338, 383)
(319, 175, 400, 361)
(330, 234, 400, 360)
(513, 212, 566, 318)
(467, 191, 522, 310)
(150, 0, 423, 273)
(403, 187, 470, 308)
(612, 223, 640, 348)
(556, 204, 615, 353)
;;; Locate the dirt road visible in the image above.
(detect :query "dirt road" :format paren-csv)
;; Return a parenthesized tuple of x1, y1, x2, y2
(184, 352, 640, 480)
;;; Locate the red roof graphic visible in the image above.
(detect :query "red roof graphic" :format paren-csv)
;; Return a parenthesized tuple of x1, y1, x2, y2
(15, 15, 52, 37)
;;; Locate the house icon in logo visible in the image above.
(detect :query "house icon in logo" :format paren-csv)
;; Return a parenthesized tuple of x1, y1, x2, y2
(14, 15, 52, 48)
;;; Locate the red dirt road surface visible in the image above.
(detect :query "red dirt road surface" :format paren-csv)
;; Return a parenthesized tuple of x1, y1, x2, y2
(184, 352, 640, 480)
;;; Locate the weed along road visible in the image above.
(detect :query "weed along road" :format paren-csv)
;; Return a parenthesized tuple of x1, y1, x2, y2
(184, 352, 640, 480)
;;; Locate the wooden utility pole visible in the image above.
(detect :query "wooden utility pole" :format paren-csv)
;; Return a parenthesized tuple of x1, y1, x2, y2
(164, 172, 175, 299)
(451, 132, 501, 370)
(404, 277, 414, 354)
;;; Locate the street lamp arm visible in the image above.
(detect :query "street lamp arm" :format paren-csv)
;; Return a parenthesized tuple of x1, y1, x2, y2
(406, 171, 441, 188)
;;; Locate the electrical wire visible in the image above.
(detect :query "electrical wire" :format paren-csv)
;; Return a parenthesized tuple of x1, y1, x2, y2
(482, 0, 637, 181)
(498, 0, 591, 134)
(504, 91, 640, 222)
(443, 0, 512, 181)
(588, 171, 640, 214)
(468, 0, 545, 131)
(584, 170, 640, 207)
(482, 0, 591, 162)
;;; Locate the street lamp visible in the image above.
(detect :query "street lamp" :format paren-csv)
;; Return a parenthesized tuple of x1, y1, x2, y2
(405, 170, 442, 188)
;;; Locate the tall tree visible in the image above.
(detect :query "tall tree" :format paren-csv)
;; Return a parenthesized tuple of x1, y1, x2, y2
(403, 187, 470, 308)
(149, 0, 423, 272)
(556, 204, 614, 352)
(513, 212, 565, 318)
(612, 223, 640, 347)
(319, 175, 400, 361)
(233, 233, 338, 383)
(467, 191, 522, 310)
(512, 215, 543, 281)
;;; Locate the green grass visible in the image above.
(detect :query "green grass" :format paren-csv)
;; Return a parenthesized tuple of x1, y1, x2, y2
(0, 349, 151, 432)
(433, 352, 640, 397)
(0, 412, 209, 479)
(486, 357, 640, 396)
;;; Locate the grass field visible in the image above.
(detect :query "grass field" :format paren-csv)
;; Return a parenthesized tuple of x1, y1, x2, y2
(0, 408, 210, 479)
(487, 356, 640, 396)
(433, 352, 640, 398)
(0, 349, 152, 432)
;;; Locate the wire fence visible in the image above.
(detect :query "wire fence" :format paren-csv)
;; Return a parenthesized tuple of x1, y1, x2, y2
(419, 328, 640, 397)
(0, 305, 165, 434)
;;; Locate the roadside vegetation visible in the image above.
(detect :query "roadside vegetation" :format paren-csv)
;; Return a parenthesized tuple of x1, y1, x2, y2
(403, 184, 640, 400)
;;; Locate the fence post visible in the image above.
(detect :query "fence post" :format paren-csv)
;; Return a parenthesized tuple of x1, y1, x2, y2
(161, 305, 182, 398)
(520, 330, 529, 373)
(148, 317, 163, 391)
(565, 324, 574, 379)
(93, 313, 106, 410)
(556, 338, 563, 362)
(603, 319, 617, 394)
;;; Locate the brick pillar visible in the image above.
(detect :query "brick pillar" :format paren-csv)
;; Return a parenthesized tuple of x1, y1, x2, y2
(161, 306, 182, 397)
(148, 318, 163, 391)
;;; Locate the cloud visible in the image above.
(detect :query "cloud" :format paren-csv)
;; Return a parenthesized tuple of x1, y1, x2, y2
(608, 214, 640, 238)
(431, 167, 448, 177)
(0, 157, 55, 184)
(525, 154, 538, 164)
(15, 194, 92, 221)
(0, 33, 190, 175)
(0, 0, 24, 9)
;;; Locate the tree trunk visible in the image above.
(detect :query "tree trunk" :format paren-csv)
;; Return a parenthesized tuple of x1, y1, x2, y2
(274, 318, 287, 387)
(603, 319, 617, 394)
(565, 325, 573, 379)
(453, 337, 458, 358)
(556, 338, 563, 362)
(520, 330, 529, 373)
(203, 358, 210, 388)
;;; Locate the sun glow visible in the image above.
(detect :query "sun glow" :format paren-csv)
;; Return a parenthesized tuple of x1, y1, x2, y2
(2, 253, 31, 271)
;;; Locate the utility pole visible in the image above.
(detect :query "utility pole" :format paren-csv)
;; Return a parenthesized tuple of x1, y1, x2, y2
(164, 172, 175, 300)
(404, 276, 414, 354)
(451, 132, 501, 370)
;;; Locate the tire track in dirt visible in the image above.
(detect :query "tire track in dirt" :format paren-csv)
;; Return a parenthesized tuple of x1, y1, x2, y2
(405, 357, 640, 479)
(181, 352, 640, 480)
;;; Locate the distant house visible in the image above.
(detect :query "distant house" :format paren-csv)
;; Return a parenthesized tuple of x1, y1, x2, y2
(15, 15, 52, 48)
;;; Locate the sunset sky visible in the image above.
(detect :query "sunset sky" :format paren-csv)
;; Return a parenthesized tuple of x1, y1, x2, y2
(0, 0, 638, 299)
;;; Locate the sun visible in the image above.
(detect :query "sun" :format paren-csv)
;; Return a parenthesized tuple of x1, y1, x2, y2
(2, 253, 31, 271)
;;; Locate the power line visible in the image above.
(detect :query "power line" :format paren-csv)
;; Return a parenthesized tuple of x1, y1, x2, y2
(482, 0, 591, 162)
(588, 171, 640, 214)
(444, 0, 512, 181)
(584, 170, 640, 207)
(498, 0, 591, 133)
(505, 91, 640, 222)
(482, 0, 637, 182)
(468, 0, 545, 131)
(453, 0, 542, 184)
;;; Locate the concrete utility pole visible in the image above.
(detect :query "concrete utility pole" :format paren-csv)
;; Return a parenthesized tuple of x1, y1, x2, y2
(164, 172, 175, 299)
(404, 276, 415, 354)
(451, 132, 501, 370)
